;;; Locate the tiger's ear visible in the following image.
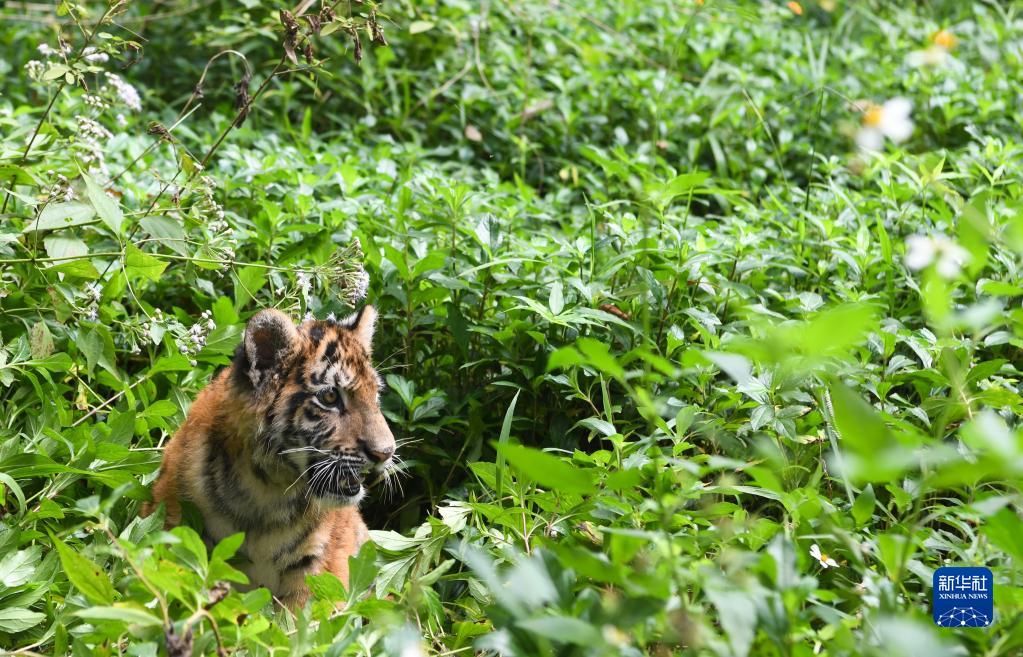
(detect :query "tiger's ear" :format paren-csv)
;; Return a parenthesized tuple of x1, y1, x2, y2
(240, 309, 299, 388)
(342, 305, 376, 356)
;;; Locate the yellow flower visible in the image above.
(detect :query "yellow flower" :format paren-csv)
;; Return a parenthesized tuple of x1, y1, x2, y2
(787, 1, 803, 15)
(931, 29, 957, 50)
(908, 28, 958, 68)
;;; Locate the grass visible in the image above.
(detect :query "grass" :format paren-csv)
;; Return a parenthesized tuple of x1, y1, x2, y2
(0, 0, 1021, 655)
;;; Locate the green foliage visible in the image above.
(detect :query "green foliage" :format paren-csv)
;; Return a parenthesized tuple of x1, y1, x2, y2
(1, 0, 1022, 655)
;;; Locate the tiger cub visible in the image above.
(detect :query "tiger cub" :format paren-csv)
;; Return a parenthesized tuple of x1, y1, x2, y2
(142, 306, 396, 608)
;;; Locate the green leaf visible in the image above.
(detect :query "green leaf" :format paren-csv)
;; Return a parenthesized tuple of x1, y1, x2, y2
(74, 606, 163, 628)
(139, 215, 189, 255)
(829, 382, 890, 454)
(28, 202, 96, 232)
(347, 541, 378, 597)
(851, 484, 875, 526)
(548, 281, 564, 315)
(124, 244, 167, 282)
(43, 235, 88, 261)
(409, 20, 435, 34)
(981, 508, 1023, 561)
(84, 172, 124, 234)
(234, 266, 268, 311)
(516, 616, 601, 644)
(28, 321, 54, 359)
(0, 473, 27, 514)
(211, 532, 245, 562)
(42, 63, 70, 80)
(50, 535, 115, 605)
(495, 389, 521, 501)
(0, 608, 47, 633)
(576, 337, 624, 380)
(77, 325, 117, 377)
(493, 443, 595, 494)
(0, 547, 39, 587)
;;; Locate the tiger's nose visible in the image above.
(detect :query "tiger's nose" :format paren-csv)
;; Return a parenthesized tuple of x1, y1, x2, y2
(361, 441, 394, 464)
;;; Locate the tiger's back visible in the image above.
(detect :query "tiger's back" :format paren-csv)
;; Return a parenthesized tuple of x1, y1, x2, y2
(143, 306, 395, 607)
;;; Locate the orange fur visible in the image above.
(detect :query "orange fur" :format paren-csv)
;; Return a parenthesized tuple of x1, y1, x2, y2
(142, 306, 394, 608)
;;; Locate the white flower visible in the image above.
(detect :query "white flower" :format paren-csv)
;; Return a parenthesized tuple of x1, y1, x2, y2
(84, 282, 103, 303)
(810, 544, 839, 568)
(103, 73, 141, 111)
(908, 29, 957, 68)
(349, 268, 370, 303)
(24, 60, 46, 80)
(905, 234, 970, 278)
(907, 45, 951, 68)
(855, 98, 913, 152)
(82, 47, 109, 63)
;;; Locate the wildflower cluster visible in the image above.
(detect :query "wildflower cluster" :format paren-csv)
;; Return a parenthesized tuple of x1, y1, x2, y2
(178, 310, 216, 365)
(323, 240, 371, 306)
(81, 282, 103, 322)
(45, 171, 76, 202)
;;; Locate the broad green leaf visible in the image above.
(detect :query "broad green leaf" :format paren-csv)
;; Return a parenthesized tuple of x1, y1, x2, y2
(409, 20, 435, 34)
(829, 383, 890, 454)
(516, 616, 601, 644)
(0, 608, 46, 633)
(576, 337, 624, 380)
(50, 535, 115, 605)
(548, 281, 564, 315)
(981, 508, 1023, 561)
(28, 202, 95, 232)
(124, 244, 167, 282)
(84, 173, 124, 234)
(493, 443, 595, 494)
(42, 63, 70, 80)
(74, 606, 163, 627)
(211, 532, 245, 562)
(139, 215, 189, 255)
(0, 547, 38, 587)
(851, 484, 876, 526)
(43, 235, 88, 261)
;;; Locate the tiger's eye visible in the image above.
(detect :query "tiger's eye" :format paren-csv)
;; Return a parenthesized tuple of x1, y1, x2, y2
(318, 388, 339, 405)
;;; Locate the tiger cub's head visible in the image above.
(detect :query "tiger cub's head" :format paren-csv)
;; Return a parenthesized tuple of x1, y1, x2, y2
(231, 306, 395, 506)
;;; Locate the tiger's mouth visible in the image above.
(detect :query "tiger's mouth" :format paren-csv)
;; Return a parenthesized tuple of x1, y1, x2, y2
(306, 455, 372, 503)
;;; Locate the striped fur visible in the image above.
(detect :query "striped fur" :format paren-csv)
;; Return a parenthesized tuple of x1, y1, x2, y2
(142, 306, 396, 608)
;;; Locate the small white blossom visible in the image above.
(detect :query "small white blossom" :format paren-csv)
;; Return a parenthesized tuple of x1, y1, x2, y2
(76, 116, 113, 142)
(24, 61, 46, 80)
(810, 544, 839, 569)
(82, 46, 109, 63)
(855, 98, 913, 152)
(84, 94, 110, 110)
(104, 72, 142, 111)
(37, 44, 57, 57)
(84, 282, 103, 303)
(349, 268, 370, 303)
(907, 29, 957, 68)
(905, 234, 970, 278)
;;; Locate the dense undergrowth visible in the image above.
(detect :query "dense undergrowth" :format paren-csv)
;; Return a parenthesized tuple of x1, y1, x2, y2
(1, 0, 1022, 655)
